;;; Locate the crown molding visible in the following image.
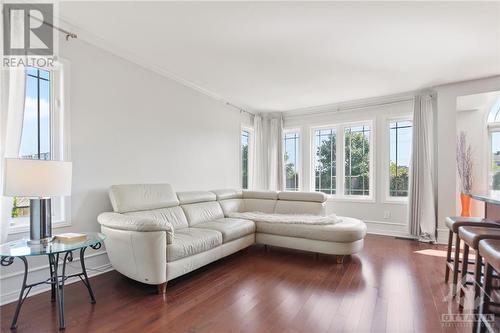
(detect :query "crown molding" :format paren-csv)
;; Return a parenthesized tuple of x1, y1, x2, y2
(283, 90, 418, 119)
(54, 15, 255, 115)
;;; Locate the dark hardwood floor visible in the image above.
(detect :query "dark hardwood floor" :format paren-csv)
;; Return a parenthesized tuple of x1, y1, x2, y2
(0, 235, 487, 332)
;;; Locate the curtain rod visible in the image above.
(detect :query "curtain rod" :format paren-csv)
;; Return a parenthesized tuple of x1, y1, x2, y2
(225, 101, 254, 116)
(28, 14, 77, 41)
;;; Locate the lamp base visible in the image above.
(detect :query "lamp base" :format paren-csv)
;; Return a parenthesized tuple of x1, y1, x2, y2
(29, 198, 53, 244)
(27, 237, 54, 245)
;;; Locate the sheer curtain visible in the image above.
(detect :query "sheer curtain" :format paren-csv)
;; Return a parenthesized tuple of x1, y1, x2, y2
(252, 115, 268, 190)
(268, 117, 283, 191)
(408, 94, 437, 242)
(251, 115, 284, 191)
(1, 8, 27, 242)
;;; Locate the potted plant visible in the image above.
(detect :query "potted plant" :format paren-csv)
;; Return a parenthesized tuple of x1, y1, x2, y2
(456, 131, 473, 216)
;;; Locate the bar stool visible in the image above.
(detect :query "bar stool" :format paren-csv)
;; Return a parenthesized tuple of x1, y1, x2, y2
(458, 226, 500, 310)
(445, 217, 500, 295)
(477, 239, 500, 333)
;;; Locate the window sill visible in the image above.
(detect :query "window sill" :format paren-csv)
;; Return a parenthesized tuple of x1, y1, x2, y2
(8, 220, 72, 235)
(327, 196, 376, 204)
(383, 198, 409, 205)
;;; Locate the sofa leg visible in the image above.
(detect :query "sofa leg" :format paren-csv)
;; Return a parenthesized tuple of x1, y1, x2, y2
(336, 255, 345, 264)
(315, 253, 320, 260)
(157, 282, 167, 295)
(264, 245, 268, 252)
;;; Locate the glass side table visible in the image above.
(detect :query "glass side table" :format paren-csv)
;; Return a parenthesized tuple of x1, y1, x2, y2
(0, 232, 106, 330)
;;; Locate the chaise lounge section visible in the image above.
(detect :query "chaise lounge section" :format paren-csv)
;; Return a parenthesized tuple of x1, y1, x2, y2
(98, 184, 367, 293)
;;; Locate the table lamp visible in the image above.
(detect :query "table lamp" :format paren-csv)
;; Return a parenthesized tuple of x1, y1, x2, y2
(3, 158, 72, 244)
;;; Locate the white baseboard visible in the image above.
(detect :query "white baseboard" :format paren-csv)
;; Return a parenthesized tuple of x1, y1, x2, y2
(364, 219, 409, 238)
(0, 251, 113, 306)
(364, 220, 448, 245)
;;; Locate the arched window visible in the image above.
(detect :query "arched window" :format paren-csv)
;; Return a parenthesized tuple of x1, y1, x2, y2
(488, 99, 500, 190)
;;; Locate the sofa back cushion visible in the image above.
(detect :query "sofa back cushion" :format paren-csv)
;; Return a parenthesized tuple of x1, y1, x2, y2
(274, 200, 326, 215)
(178, 191, 224, 226)
(242, 190, 278, 213)
(211, 189, 244, 216)
(109, 184, 179, 213)
(182, 202, 225, 226)
(124, 206, 189, 230)
(219, 198, 245, 216)
(177, 191, 217, 205)
(211, 189, 242, 200)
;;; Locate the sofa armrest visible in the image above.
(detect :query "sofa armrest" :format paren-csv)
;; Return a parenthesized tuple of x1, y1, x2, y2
(98, 212, 174, 243)
(100, 226, 167, 285)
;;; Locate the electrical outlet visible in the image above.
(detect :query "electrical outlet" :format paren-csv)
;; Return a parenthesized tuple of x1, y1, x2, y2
(383, 211, 391, 219)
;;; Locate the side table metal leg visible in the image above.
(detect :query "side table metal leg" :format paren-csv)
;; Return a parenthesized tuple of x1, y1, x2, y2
(49, 257, 56, 302)
(9, 256, 28, 330)
(50, 253, 65, 330)
(79, 247, 96, 303)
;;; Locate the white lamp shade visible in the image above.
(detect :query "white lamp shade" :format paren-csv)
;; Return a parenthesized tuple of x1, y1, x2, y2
(3, 159, 72, 197)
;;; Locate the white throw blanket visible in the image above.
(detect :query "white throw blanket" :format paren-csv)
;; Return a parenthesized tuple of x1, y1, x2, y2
(228, 211, 341, 225)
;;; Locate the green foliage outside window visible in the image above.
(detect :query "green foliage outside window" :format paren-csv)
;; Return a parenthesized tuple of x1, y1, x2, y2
(390, 163, 409, 196)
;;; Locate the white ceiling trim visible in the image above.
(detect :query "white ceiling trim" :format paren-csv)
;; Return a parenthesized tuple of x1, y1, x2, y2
(56, 16, 255, 115)
(283, 91, 417, 119)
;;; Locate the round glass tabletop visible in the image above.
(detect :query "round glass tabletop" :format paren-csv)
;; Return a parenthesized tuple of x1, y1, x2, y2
(0, 232, 106, 257)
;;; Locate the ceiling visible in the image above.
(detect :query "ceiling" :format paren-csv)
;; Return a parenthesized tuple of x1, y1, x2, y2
(59, 1, 500, 112)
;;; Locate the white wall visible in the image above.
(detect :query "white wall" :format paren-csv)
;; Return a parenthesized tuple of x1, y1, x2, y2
(435, 76, 500, 243)
(0, 38, 242, 304)
(284, 100, 414, 237)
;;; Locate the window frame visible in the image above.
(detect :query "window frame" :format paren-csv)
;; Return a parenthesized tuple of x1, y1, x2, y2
(240, 126, 254, 190)
(488, 122, 500, 191)
(283, 128, 301, 191)
(310, 124, 339, 196)
(9, 61, 72, 234)
(341, 121, 374, 201)
(384, 115, 413, 204)
(310, 120, 375, 202)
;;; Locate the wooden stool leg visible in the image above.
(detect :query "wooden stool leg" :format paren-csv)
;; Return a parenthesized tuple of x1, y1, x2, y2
(479, 263, 493, 333)
(445, 230, 453, 283)
(473, 252, 483, 332)
(459, 244, 470, 311)
(452, 235, 461, 297)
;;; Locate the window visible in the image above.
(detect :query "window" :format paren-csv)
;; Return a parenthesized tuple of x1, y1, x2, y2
(314, 128, 336, 194)
(491, 132, 500, 190)
(241, 129, 250, 189)
(344, 125, 371, 196)
(12, 67, 52, 219)
(389, 120, 412, 198)
(10, 64, 69, 233)
(284, 131, 300, 191)
(488, 101, 500, 190)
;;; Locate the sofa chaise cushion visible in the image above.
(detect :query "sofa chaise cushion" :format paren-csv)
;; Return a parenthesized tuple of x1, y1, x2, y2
(255, 216, 366, 243)
(192, 218, 255, 243)
(167, 228, 223, 262)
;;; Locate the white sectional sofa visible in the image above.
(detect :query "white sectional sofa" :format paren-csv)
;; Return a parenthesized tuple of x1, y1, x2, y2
(97, 184, 367, 293)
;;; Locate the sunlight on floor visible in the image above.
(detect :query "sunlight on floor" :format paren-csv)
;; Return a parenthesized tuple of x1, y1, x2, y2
(414, 249, 477, 260)
(414, 249, 448, 258)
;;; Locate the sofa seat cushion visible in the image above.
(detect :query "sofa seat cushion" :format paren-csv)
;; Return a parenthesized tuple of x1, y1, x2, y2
(255, 216, 366, 243)
(192, 218, 255, 243)
(167, 228, 222, 262)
